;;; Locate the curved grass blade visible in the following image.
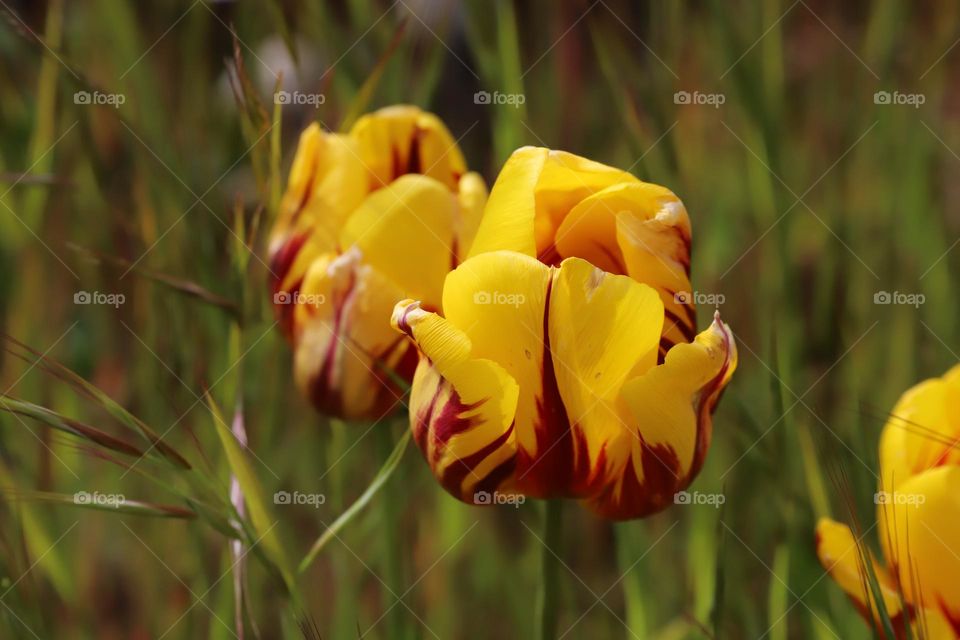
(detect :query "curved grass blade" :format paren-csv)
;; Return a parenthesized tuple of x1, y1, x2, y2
(3, 336, 191, 469)
(0, 397, 146, 458)
(68, 244, 240, 318)
(337, 19, 408, 133)
(206, 391, 297, 596)
(299, 429, 410, 574)
(1, 489, 196, 519)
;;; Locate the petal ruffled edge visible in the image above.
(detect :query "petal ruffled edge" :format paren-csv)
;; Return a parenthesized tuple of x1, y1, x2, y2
(585, 312, 736, 520)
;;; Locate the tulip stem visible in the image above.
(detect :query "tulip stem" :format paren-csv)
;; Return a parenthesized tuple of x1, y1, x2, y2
(536, 499, 563, 640)
(378, 422, 410, 640)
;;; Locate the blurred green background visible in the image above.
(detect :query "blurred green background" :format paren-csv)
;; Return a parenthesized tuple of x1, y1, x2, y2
(1, 0, 958, 638)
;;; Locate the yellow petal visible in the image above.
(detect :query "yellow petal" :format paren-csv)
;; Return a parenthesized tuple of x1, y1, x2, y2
(551, 181, 695, 358)
(455, 172, 490, 263)
(540, 257, 663, 497)
(469, 147, 637, 260)
(467, 147, 547, 258)
(340, 174, 460, 309)
(614, 187, 695, 357)
(815, 518, 904, 625)
(879, 364, 960, 492)
(441, 251, 553, 484)
(269, 126, 367, 340)
(269, 125, 367, 294)
(878, 466, 960, 622)
(350, 105, 466, 191)
(587, 312, 736, 519)
(292, 249, 413, 420)
(392, 300, 519, 501)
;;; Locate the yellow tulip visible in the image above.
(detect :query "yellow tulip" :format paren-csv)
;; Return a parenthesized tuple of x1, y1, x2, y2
(816, 365, 960, 638)
(269, 105, 488, 420)
(391, 147, 737, 520)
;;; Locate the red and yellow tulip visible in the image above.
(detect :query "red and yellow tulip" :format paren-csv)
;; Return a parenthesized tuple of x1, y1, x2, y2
(269, 105, 487, 420)
(392, 147, 737, 520)
(816, 365, 960, 638)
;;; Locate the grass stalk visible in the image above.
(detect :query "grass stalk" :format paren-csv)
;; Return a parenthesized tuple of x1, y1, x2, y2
(536, 499, 562, 640)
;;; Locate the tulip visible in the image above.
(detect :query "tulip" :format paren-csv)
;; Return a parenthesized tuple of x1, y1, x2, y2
(816, 365, 960, 638)
(269, 105, 488, 420)
(391, 147, 737, 520)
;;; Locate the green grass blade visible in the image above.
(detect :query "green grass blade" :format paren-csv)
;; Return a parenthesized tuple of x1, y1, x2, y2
(205, 391, 296, 596)
(298, 429, 410, 574)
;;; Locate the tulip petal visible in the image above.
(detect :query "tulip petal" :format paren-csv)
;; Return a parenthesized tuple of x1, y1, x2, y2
(615, 190, 695, 358)
(467, 147, 546, 258)
(536, 257, 663, 497)
(455, 172, 490, 263)
(469, 147, 637, 261)
(268, 126, 366, 296)
(340, 174, 460, 309)
(815, 518, 906, 625)
(586, 312, 736, 519)
(551, 181, 695, 358)
(442, 251, 553, 467)
(351, 105, 466, 191)
(392, 300, 520, 501)
(878, 466, 960, 627)
(879, 365, 960, 492)
(293, 249, 414, 420)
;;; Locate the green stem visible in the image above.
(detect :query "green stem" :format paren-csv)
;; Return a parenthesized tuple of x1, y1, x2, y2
(536, 499, 563, 640)
(378, 423, 409, 640)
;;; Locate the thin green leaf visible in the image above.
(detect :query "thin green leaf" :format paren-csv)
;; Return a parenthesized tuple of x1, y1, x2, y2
(2, 489, 196, 519)
(338, 19, 408, 132)
(205, 391, 296, 594)
(3, 336, 191, 469)
(0, 397, 146, 458)
(299, 430, 410, 574)
(68, 244, 240, 318)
